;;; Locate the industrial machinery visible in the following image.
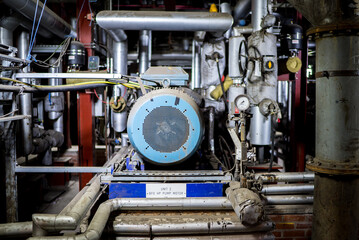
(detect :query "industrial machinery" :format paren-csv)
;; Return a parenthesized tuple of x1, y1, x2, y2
(4, 0, 354, 239)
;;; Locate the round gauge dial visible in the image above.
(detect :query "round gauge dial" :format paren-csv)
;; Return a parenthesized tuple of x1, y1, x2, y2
(235, 95, 250, 111)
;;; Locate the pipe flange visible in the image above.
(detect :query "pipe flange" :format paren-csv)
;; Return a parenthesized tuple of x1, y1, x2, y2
(307, 23, 359, 38)
(306, 157, 359, 175)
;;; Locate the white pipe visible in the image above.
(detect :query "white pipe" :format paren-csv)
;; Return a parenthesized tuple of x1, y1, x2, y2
(96, 11, 233, 33)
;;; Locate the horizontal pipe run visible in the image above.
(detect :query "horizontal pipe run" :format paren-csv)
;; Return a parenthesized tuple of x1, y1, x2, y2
(113, 220, 274, 235)
(0, 84, 111, 93)
(3, 0, 76, 39)
(255, 172, 315, 183)
(0, 221, 32, 237)
(0, 115, 31, 122)
(96, 11, 233, 32)
(116, 235, 274, 240)
(15, 166, 111, 173)
(14, 73, 123, 79)
(265, 195, 314, 205)
(261, 184, 314, 195)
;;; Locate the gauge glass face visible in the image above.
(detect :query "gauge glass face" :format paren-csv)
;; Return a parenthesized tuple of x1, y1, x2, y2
(235, 95, 250, 111)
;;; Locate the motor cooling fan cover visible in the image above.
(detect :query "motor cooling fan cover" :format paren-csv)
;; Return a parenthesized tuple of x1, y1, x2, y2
(127, 89, 203, 165)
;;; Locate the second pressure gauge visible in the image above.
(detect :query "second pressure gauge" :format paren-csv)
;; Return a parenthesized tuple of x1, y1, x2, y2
(235, 95, 250, 111)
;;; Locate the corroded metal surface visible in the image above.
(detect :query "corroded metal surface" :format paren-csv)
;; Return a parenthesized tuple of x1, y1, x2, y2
(113, 211, 274, 236)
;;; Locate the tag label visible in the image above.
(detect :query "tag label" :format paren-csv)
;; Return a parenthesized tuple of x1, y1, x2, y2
(146, 184, 186, 198)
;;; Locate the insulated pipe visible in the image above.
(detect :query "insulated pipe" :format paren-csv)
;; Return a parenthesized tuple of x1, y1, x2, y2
(18, 31, 33, 156)
(251, 0, 267, 32)
(220, 2, 232, 39)
(233, 0, 251, 25)
(139, 30, 151, 75)
(112, 40, 128, 133)
(28, 198, 232, 240)
(0, 14, 53, 39)
(48, 59, 64, 134)
(96, 11, 233, 33)
(0, 221, 32, 237)
(255, 172, 315, 183)
(190, 40, 201, 89)
(260, 183, 314, 195)
(32, 177, 102, 236)
(113, 220, 274, 235)
(265, 195, 313, 205)
(3, 0, 76, 39)
(153, 234, 275, 240)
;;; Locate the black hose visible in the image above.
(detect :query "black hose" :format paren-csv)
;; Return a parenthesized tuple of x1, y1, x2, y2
(216, 60, 228, 110)
(268, 116, 276, 172)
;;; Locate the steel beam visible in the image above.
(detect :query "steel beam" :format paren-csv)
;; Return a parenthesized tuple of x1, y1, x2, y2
(15, 166, 111, 173)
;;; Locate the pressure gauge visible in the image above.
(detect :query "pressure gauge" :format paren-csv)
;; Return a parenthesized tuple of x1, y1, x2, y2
(235, 95, 250, 111)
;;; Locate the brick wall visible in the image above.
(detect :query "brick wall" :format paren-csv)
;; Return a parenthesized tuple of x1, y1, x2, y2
(269, 214, 312, 240)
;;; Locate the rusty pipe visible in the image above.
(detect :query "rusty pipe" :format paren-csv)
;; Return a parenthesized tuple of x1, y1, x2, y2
(0, 221, 32, 238)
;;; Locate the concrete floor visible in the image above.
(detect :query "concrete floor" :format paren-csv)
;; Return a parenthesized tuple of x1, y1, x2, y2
(39, 176, 79, 214)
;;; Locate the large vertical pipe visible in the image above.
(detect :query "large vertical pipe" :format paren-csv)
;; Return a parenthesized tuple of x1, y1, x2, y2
(139, 30, 151, 75)
(251, 0, 267, 32)
(190, 40, 201, 89)
(0, 27, 13, 46)
(3, 102, 18, 222)
(308, 34, 359, 240)
(112, 39, 128, 133)
(48, 58, 64, 134)
(17, 31, 33, 156)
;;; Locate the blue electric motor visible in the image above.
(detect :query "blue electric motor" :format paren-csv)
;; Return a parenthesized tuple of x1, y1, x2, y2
(127, 88, 203, 165)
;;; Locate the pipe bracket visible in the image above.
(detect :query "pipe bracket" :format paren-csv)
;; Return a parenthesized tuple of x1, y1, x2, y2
(307, 157, 359, 175)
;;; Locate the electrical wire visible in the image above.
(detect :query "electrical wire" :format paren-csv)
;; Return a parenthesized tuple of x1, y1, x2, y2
(27, 0, 48, 61)
(94, 89, 110, 104)
(88, 0, 94, 26)
(28, 0, 39, 60)
(0, 109, 18, 118)
(216, 59, 228, 110)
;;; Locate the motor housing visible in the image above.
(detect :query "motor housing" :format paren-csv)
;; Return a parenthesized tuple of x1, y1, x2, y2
(127, 88, 204, 165)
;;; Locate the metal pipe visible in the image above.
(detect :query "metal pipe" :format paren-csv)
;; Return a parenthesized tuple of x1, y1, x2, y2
(106, 29, 127, 42)
(153, 234, 275, 240)
(15, 166, 111, 173)
(233, 0, 251, 25)
(48, 58, 64, 134)
(0, 83, 113, 93)
(15, 73, 124, 79)
(255, 172, 315, 183)
(264, 195, 313, 205)
(251, 0, 267, 32)
(261, 183, 314, 195)
(111, 31, 128, 133)
(121, 133, 129, 147)
(190, 40, 201, 89)
(3, 110, 18, 222)
(208, 107, 215, 154)
(139, 30, 151, 75)
(0, 115, 31, 122)
(0, 14, 53, 39)
(3, 0, 76, 39)
(311, 34, 359, 240)
(28, 198, 232, 240)
(113, 220, 274, 235)
(30, 147, 128, 236)
(18, 31, 33, 156)
(220, 2, 232, 39)
(96, 11, 233, 33)
(0, 221, 32, 237)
